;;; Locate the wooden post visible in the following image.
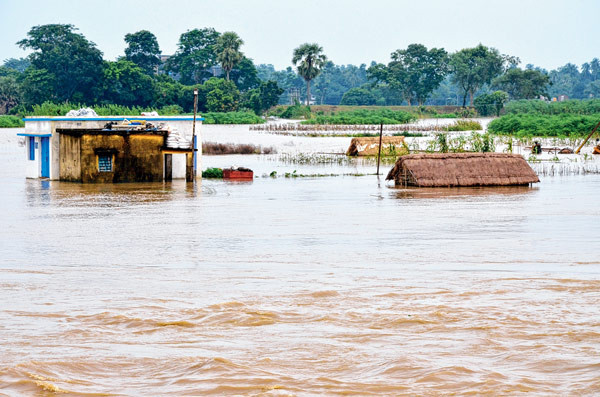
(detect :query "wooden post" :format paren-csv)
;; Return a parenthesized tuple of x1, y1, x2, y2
(191, 89, 198, 180)
(376, 122, 383, 175)
(575, 120, 600, 154)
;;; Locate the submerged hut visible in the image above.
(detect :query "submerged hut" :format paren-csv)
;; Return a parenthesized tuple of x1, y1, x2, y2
(386, 153, 539, 187)
(346, 136, 407, 156)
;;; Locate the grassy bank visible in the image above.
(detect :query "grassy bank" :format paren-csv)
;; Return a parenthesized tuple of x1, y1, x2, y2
(488, 114, 600, 137)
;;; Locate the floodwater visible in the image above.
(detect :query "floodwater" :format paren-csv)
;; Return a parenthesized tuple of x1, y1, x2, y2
(1, 126, 600, 395)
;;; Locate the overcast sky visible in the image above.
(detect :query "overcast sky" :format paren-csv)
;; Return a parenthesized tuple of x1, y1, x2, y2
(1, 0, 598, 71)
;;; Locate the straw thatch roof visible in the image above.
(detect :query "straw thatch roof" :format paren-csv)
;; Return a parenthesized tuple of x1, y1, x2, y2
(386, 153, 539, 187)
(346, 136, 407, 156)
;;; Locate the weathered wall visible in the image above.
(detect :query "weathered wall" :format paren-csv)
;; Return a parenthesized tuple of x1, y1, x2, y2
(59, 135, 81, 182)
(79, 134, 165, 183)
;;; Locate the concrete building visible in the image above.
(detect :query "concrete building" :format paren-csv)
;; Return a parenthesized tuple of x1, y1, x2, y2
(19, 116, 202, 182)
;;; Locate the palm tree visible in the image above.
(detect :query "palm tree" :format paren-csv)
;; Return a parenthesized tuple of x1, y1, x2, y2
(292, 43, 327, 105)
(216, 32, 244, 81)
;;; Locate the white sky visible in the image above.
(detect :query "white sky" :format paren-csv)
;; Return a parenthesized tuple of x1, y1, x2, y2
(1, 0, 598, 71)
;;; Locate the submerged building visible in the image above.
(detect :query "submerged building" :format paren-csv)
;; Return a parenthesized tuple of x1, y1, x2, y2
(20, 116, 202, 182)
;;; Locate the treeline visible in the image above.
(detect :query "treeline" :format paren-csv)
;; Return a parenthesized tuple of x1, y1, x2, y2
(0, 25, 282, 116)
(1, 23, 600, 117)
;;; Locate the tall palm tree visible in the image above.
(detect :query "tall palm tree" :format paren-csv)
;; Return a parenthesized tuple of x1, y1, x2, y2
(216, 32, 244, 81)
(292, 43, 327, 105)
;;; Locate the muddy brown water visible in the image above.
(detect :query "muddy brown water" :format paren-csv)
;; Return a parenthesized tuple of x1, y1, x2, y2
(1, 142, 600, 395)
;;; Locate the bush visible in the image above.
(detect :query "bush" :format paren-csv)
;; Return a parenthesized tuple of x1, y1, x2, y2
(488, 114, 600, 137)
(202, 168, 223, 178)
(279, 104, 312, 119)
(445, 120, 483, 131)
(0, 115, 24, 128)
(302, 109, 416, 125)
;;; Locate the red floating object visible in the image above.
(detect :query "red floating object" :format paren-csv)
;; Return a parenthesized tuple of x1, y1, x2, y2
(223, 168, 253, 180)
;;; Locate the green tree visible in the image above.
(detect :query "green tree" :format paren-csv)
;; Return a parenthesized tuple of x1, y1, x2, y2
(124, 30, 161, 75)
(256, 64, 304, 104)
(229, 57, 260, 91)
(340, 87, 376, 105)
(449, 44, 504, 107)
(474, 90, 509, 116)
(2, 58, 30, 73)
(216, 32, 244, 81)
(17, 24, 104, 104)
(548, 63, 585, 99)
(244, 80, 283, 114)
(292, 43, 327, 105)
(19, 68, 55, 106)
(492, 68, 550, 99)
(383, 44, 449, 105)
(101, 60, 155, 107)
(153, 75, 189, 110)
(0, 72, 22, 114)
(584, 80, 600, 98)
(199, 78, 240, 112)
(312, 62, 368, 105)
(167, 28, 220, 85)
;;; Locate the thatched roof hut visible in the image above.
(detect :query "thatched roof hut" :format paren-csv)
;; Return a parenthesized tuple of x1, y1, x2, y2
(346, 136, 407, 156)
(386, 153, 539, 187)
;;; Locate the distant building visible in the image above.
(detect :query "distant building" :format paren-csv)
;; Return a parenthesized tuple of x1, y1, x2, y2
(20, 116, 202, 182)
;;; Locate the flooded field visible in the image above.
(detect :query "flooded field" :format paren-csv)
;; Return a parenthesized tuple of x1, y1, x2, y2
(1, 126, 599, 395)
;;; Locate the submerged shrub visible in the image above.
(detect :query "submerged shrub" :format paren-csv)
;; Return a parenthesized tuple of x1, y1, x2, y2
(201, 168, 223, 178)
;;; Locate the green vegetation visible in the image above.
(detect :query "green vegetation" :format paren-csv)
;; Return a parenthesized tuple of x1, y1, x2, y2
(0, 115, 24, 128)
(504, 99, 600, 115)
(488, 114, 600, 137)
(449, 44, 506, 107)
(20, 101, 263, 124)
(124, 30, 161, 75)
(368, 44, 449, 106)
(23, 102, 163, 116)
(445, 120, 483, 131)
(268, 103, 313, 119)
(302, 109, 416, 125)
(292, 43, 327, 105)
(492, 68, 550, 99)
(201, 168, 223, 178)
(474, 91, 509, 116)
(202, 111, 263, 124)
(2, 22, 599, 120)
(216, 32, 244, 81)
(428, 132, 495, 153)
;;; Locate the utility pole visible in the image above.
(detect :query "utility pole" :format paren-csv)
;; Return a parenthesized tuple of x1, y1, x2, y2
(192, 89, 198, 180)
(376, 122, 383, 176)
